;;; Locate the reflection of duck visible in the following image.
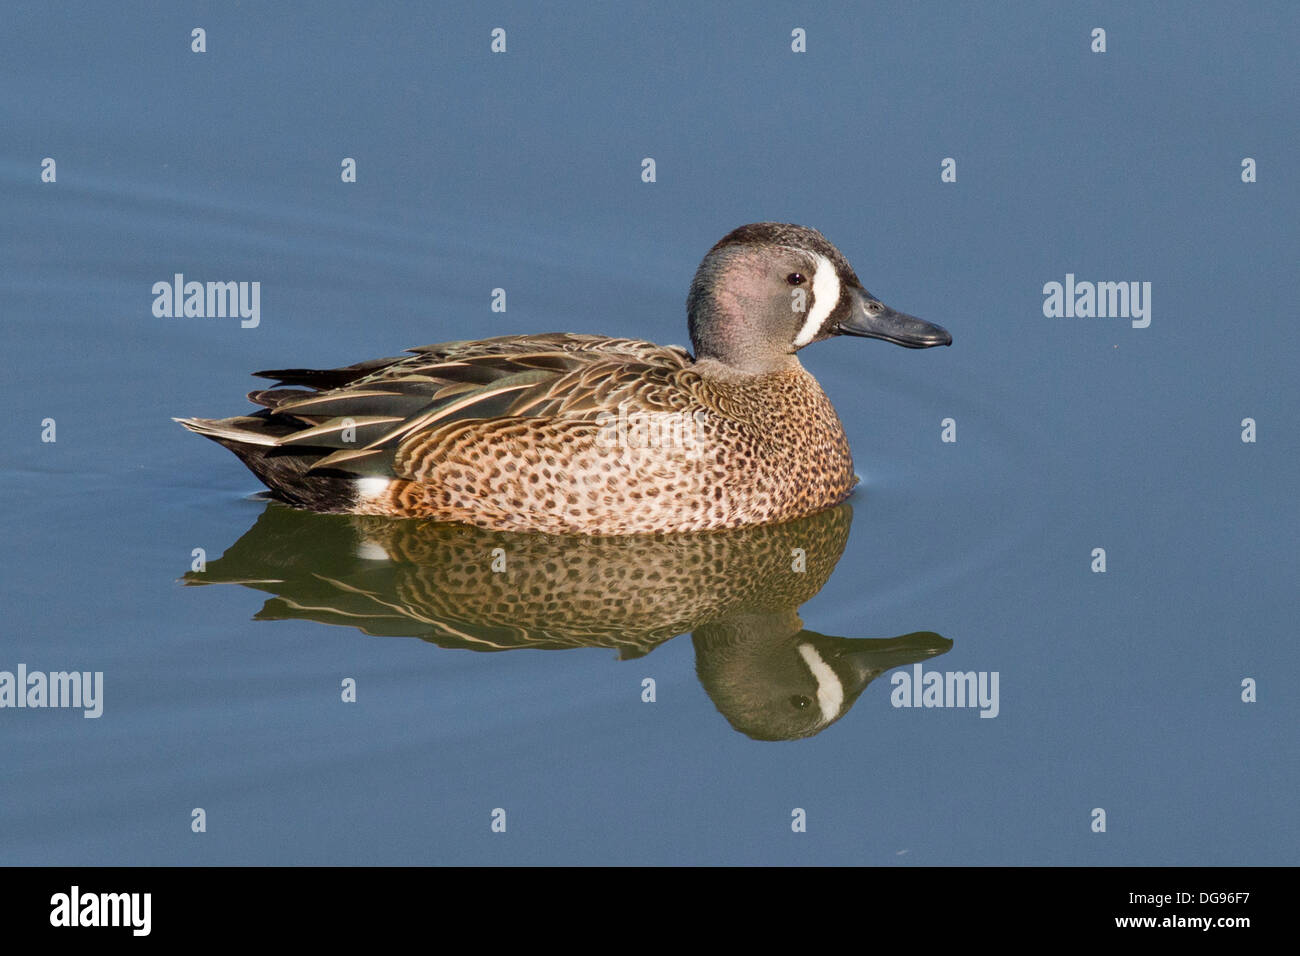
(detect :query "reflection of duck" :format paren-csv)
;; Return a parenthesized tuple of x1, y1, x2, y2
(185, 501, 950, 739)
(177, 223, 950, 534)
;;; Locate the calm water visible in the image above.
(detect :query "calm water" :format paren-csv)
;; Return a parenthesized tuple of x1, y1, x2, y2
(2, 2, 1296, 865)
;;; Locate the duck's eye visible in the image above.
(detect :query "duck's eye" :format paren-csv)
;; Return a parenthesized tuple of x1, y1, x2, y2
(786, 273, 806, 286)
(789, 694, 812, 710)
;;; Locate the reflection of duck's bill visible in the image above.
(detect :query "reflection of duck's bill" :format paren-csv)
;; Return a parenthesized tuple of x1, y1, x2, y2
(824, 630, 953, 685)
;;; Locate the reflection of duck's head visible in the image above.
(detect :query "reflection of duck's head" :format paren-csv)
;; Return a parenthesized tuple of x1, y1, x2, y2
(694, 610, 951, 741)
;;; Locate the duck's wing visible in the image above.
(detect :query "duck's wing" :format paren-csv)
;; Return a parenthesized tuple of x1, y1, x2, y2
(176, 334, 699, 490)
(253, 333, 690, 391)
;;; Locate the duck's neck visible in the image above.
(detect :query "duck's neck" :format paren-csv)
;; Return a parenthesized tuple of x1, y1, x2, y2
(690, 354, 805, 382)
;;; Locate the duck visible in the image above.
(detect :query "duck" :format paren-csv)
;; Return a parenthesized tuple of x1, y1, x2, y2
(177, 222, 951, 534)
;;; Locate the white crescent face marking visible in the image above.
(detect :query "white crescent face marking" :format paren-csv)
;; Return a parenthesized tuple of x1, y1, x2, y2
(355, 476, 391, 501)
(792, 253, 841, 349)
(796, 642, 845, 723)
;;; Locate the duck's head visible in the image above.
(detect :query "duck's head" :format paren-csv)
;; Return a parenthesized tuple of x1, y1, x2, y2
(687, 222, 951, 374)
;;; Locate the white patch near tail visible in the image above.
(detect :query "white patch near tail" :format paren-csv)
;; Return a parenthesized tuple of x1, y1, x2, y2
(797, 642, 845, 723)
(355, 476, 391, 502)
(793, 253, 840, 348)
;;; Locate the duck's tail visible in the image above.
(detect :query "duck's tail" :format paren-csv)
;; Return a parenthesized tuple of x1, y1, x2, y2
(174, 414, 361, 512)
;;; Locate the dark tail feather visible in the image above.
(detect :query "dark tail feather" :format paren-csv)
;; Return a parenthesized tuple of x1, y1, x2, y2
(175, 415, 359, 512)
(253, 355, 406, 390)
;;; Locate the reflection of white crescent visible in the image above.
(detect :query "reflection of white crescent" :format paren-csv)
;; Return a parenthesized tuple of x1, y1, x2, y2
(797, 642, 844, 722)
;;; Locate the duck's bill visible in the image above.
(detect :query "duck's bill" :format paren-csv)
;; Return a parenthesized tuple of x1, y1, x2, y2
(837, 287, 952, 348)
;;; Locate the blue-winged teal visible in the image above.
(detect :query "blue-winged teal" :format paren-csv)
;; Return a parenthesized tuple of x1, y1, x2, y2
(177, 222, 951, 534)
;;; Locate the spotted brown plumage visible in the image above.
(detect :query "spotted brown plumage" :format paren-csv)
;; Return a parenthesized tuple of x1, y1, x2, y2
(186, 500, 856, 654)
(177, 223, 951, 533)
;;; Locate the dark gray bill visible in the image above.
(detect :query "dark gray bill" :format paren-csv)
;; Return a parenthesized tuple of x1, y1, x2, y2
(837, 286, 952, 348)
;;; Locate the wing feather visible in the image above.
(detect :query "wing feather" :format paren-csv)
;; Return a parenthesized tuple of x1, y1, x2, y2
(197, 335, 701, 484)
